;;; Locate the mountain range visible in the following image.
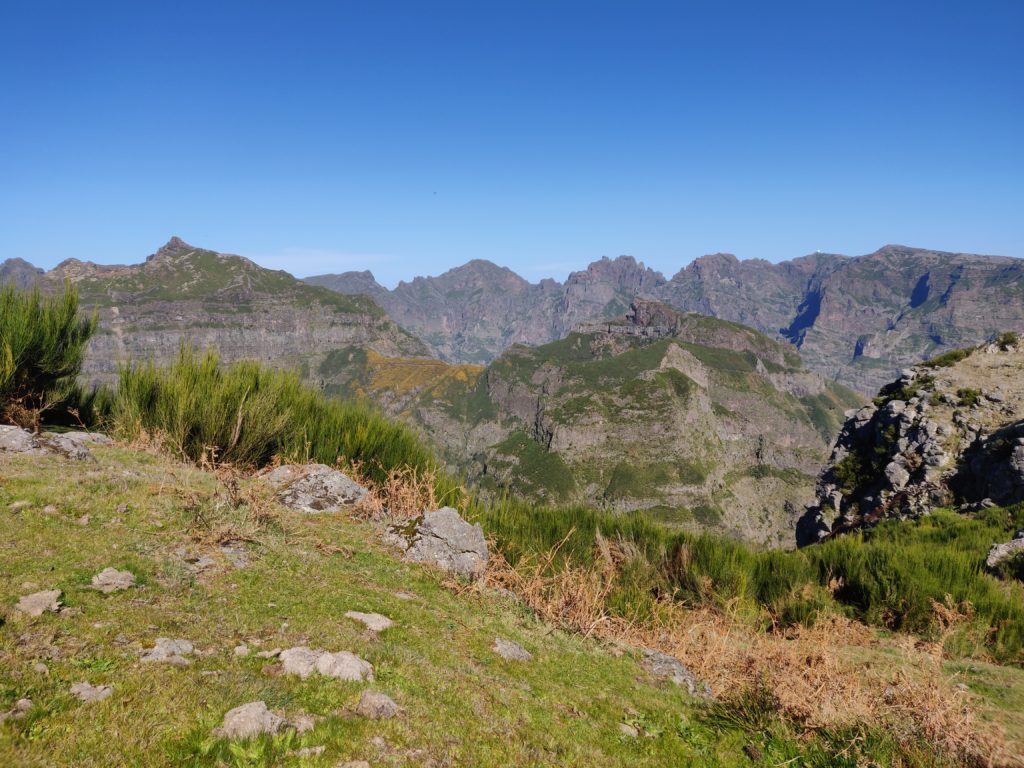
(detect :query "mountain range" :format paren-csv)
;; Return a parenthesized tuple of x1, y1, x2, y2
(307, 244, 1024, 393)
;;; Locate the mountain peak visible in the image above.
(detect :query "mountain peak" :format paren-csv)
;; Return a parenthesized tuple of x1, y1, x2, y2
(149, 236, 196, 262)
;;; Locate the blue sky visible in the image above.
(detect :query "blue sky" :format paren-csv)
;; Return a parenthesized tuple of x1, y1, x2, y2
(1, 1, 1021, 287)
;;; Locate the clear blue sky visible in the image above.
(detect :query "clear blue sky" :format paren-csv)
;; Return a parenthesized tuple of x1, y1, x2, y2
(1, 1, 1021, 286)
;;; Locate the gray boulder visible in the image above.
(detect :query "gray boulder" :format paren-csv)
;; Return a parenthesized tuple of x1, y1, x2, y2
(985, 531, 1024, 575)
(344, 611, 394, 632)
(0, 426, 43, 454)
(279, 646, 374, 681)
(90, 568, 136, 594)
(140, 638, 194, 666)
(15, 589, 62, 617)
(70, 682, 113, 703)
(492, 637, 532, 661)
(260, 464, 368, 513)
(215, 701, 285, 739)
(642, 649, 711, 699)
(393, 507, 488, 579)
(355, 690, 400, 719)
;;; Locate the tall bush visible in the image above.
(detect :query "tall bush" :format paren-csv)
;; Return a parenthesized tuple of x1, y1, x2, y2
(0, 282, 96, 427)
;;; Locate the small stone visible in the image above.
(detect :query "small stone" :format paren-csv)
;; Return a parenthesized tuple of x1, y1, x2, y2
(642, 649, 711, 698)
(233, 644, 250, 657)
(33, 663, 48, 675)
(255, 648, 282, 659)
(393, 591, 416, 601)
(90, 568, 136, 594)
(14, 698, 32, 713)
(345, 611, 394, 632)
(75, 514, 91, 526)
(140, 637, 194, 666)
(290, 713, 319, 733)
(215, 701, 284, 739)
(9, 500, 32, 513)
(70, 682, 113, 703)
(619, 723, 639, 737)
(15, 589, 62, 617)
(355, 690, 400, 719)
(492, 637, 532, 661)
(42, 505, 58, 514)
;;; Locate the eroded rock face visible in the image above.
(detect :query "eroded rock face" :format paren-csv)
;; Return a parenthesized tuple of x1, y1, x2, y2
(798, 343, 1024, 545)
(391, 507, 488, 579)
(260, 464, 368, 513)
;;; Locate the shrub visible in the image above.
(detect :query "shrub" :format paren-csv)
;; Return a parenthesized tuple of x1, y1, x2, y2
(100, 346, 461, 497)
(0, 282, 97, 428)
(996, 331, 1019, 350)
(956, 387, 982, 407)
(920, 347, 974, 369)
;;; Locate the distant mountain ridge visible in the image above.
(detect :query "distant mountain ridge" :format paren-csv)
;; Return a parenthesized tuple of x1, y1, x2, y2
(307, 245, 1024, 392)
(1, 237, 429, 384)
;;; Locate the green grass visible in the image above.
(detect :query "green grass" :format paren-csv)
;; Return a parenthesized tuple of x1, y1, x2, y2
(0, 447, 949, 768)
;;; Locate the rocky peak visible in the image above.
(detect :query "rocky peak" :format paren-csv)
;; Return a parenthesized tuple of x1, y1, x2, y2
(148, 236, 195, 261)
(0, 257, 44, 289)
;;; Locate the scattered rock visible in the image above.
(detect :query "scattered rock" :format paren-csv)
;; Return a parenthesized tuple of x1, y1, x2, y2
(641, 649, 711, 698)
(233, 644, 250, 657)
(32, 662, 48, 675)
(260, 464, 368, 513)
(279, 646, 374, 681)
(15, 589, 62, 617)
(619, 723, 639, 738)
(90, 567, 136, 593)
(70, 682, 113, 703)
(0, 426, 44, 454)
(219, 543, 249, 569)
(355, 690, 400, 719)
(391, 507, 488, 579)
(214, 701, 285, 739)
(492, 637, 532, 662)
(393, 591, 416, 601)
(292, 746, 326, 757)
(986, 531, 1024, 576)
(39, 432, 93, 460)
(0, 698, 33, 723)
(290, 713, 319, 733)
(345, 611, 394, 632)
(9, 500, 32, 512)
(255, 648, 281, 659)
(140, 637, 194, 666)
(76, 514, 91, 526)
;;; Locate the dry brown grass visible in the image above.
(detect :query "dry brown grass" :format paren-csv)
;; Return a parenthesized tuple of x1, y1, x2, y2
(474, 532, 1016, 767)
(349, 463, 450, 522)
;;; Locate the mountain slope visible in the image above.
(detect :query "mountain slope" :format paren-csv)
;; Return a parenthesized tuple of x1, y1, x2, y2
(307, 245, 1024, 393)
(336, 301, 863, 546)
(3, 238, 430, 384)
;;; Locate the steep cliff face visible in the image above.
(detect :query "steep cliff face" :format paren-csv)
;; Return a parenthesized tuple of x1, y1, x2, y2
(5, 237, 429, 384)
(0, 257, 45, 289)
(797, 335, 1024, 546)
(338, 301, 863, 546)
(307, 245, 1024, 393)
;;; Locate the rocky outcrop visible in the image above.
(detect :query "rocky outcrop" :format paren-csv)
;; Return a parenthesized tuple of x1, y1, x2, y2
(0, 426, 109, 460)
(798, 340, 1024, 545)
(986, 532, 1024, 577)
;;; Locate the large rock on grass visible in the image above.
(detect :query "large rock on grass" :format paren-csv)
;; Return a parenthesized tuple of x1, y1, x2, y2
(279, 646, 374, 681)
(215, 701, 285, 739)
(391, 507, 488, 579)
(260, 464, 368, 513)
(15, 589, 63, 617)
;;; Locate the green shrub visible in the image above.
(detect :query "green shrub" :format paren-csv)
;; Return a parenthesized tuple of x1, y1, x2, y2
(957, 387, 982, 407)
(996, 331, 1019, 350)
(0, 282, 97, 427)
(920, 347, 974, 369)
(100, 346, 458, 494)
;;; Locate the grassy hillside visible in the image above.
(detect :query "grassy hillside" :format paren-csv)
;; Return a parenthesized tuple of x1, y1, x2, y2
(1, 445, 979, 767)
